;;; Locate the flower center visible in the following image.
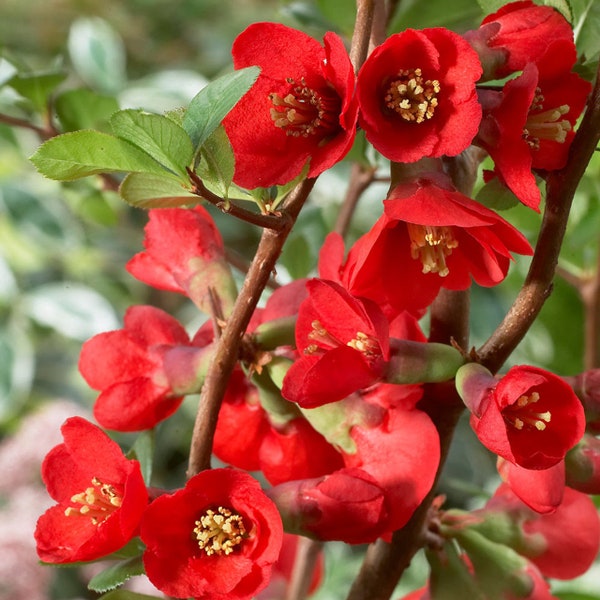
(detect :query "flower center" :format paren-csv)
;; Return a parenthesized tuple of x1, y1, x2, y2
(64, 477, 123, 525)
(269, 77, 341, 138)
(304, 320, 381, 358)
(503, 392, 552, 431)
(384, 68, 440, 123)
(406, 223, 458, 277)
(523, 88, 571, 151)
(193, 506, 247, 556)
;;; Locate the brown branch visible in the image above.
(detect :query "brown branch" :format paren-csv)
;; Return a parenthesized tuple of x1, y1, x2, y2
(284, 538, 323, 600)
(0, 111, 54, 139)
(582, 251, 600, 369)
(187, 168, 287, 231)
(334, 163, 377, 237)
(478, 62, 600, 374)
(186, 177, 316, 478)
(350, 0, 377, 73)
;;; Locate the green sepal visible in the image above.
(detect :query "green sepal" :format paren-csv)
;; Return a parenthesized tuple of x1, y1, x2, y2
(253, 315, 297, 350)
(88, 554, 145, 593)
(454, 528, 533, 600)
(251, 365, 302, 426)
(385, 339, 466, 385)
(426, 542, 485, 600)
(455, 362, 496, 415)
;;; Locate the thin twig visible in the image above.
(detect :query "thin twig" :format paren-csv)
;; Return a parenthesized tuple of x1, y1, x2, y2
(334, 163, 377, 237)
(0, 112, 53, 139)
(187, 168, 287, 231)
(284, 538, 323, 600)
(478, 62, 600, 374)
(186, 178, 316, 478)
(350, 0, 377, 73)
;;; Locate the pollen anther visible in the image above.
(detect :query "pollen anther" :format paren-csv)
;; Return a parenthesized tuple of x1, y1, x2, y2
(194, 506, 247, 556)
(406, 223, 458, 277)
(64, 477, 123, 525)
(385, 68, 440, 123)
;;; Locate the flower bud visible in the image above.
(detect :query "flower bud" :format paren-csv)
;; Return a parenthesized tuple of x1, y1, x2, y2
(565, 433, 600, 494)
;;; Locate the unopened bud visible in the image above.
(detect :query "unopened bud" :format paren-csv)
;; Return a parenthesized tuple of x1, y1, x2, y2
(565, 433, 600, 494)
(455, 362, 496, 416)
(386, 339, 465, 385)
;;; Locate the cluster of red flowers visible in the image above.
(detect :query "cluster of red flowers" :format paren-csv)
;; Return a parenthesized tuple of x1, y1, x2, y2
(34, 2, 599, 599)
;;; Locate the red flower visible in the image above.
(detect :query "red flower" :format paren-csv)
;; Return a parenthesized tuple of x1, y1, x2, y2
(479, 1, 574, 78)
(222, 22, 358, 189)
(79, 305, 209, 431)
(126, 206, 236, 315)
(476, 40, 591, 210)
(357, 28, 482, 163)
(35, 417, 148, 563)
(344, 404, 440, 533)
(483, 482, 600, 580)
(320, 173, 532, 316)
(281, 279, 390, 408)
(460, 364, 586, 470)
(140, 468, 283, 600)
(268, 468, 390, 544)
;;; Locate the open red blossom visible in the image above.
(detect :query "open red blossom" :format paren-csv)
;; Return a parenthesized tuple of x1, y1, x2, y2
(35, 417, 148, 563)
(222, 22, 358, 189)
(344, 405, 440, 533)
(320, 174, 532, 317)
(126, 206, 236, 315)
(357, 27, 482, 163)
(483, 482, 600, 580)
(140, 468, 283, 600)
(479, 0, 574, 78)
(281, 279, 390, 408)
(476, 40, 591, 211)
(79, 305, 209, 432)
(464, 365, 585, 470)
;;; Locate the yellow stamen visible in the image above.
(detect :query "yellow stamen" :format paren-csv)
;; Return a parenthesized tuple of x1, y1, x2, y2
(269, 78, 340, 137)
(524, 88, 571, 150)
(385, 68, 440, 123)
(64, 477, 123, 525)
(406, 223, 458, 277)
(193, 506, 246, 556)
(504, 392, 552, 432)
(305, 320, 381, 358)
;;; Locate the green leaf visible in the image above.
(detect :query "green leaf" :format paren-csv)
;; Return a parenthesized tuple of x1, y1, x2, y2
(110, 109, 194, 180)
(475, 177, 521, 211)
(197, 125, 235, 198)
(573, 0, 600, 66)
(30, 130, 168, 181)
(119, 172, 196, 208)
(8, 70, 67, 112)
(316, 0, 356, 33)
(128, 430, 155, 484)
(182, 66, 260, 149)
(55, 89, 119, 132)
(544, 0, 573, 22)
(280, 234, 313, 279)
(88, 555, 145, 593)
(475, 0, 506, 14)
(98, 591, 160, 600)
(68, 17, 126, 94)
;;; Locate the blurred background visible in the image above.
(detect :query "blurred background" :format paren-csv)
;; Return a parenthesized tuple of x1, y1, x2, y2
(0, 0, 598, 598)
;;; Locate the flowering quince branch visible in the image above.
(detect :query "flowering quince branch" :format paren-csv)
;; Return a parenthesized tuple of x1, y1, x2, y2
(187, 177, 316, 477)
(479, 59, 600, 373)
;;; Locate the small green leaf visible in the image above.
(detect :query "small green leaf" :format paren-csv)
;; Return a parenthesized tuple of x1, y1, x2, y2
(111, 110, 194, 180)
(88, 555, 145, 593)
(544, 0, 573, 22)
(475, 177, 521, 211)
(8, 70, 67, 112)
(128, 430, 155, 484)
(30, 130, 168, 181)
(119, 172, 196, 208)
(55, 89, 119, 132)
(98, 591, 160, 600)
(183, 66, 260, 149)
(197, 125, 235, 198)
